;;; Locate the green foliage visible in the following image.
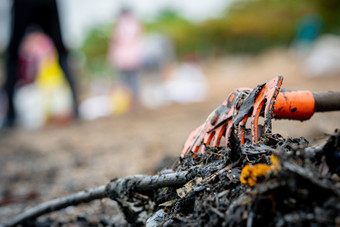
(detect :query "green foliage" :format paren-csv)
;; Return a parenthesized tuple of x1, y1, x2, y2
(144, 0, 320, 56)
(80, 24, 113, 78)
(201, 0, 317, 53)
(80, 0, 339, 74)
(310, 0, 340, 33)
(145, 10, 198, 56)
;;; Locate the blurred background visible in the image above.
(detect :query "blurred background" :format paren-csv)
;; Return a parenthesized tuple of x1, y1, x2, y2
(0, 0, 340, 223)
(0, 0, 340, 126)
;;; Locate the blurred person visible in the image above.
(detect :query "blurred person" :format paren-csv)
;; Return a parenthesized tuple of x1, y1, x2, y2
(14, 31, 74, 129)
(292, 14, 324, 54)
(164, 54, 208, 104)
(141, 32, 174, 77)
(2, 0, 78, 127)
(108, 7, 143, 110)
(139, 32, 175, 109)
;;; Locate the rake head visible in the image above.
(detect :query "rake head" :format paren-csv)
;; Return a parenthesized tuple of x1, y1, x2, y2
(181, 76, 283, 157)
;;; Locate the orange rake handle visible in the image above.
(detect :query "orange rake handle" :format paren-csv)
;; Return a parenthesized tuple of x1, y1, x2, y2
(274, 90, 340, 120)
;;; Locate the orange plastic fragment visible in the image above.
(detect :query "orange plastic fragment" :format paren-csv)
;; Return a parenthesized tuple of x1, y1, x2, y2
(240, 155, 280, 187)
(270, 155, 280, 169)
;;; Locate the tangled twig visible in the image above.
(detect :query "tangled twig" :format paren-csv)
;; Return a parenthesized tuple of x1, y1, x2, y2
(6, 171, 190, 226)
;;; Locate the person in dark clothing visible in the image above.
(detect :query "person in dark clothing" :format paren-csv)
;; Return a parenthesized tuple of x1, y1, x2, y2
(3, 0, 78, 127)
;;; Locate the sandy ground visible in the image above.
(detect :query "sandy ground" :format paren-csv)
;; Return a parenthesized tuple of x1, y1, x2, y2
(1, 49, 340, 223)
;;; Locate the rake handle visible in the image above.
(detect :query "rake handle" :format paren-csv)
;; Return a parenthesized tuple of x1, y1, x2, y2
(273, 90, 340, 120)
(313, 91, 340, 112)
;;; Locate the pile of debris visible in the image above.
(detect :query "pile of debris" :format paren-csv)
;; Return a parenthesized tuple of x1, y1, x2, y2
(8, 131, 340, 226)
(145, 132, 340, 226)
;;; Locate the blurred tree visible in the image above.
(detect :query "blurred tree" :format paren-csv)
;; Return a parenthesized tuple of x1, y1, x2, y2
(81, 25, 113, 78)
(80, 0, 340, 77)
(210, 0, 317, 53)
(145, 9, 197, 56)
(311, 0, 340, 33)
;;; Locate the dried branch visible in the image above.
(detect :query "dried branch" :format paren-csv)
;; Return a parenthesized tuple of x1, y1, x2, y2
(6, 171, 190, 226)
(6, 185, 106, 226)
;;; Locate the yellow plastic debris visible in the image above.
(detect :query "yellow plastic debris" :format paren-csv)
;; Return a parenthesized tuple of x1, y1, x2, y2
(240, 155, 280, 187)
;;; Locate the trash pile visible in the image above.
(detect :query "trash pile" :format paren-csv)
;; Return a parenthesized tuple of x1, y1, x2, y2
(145, 131, 340, 226)
(11, 131, 340, 227)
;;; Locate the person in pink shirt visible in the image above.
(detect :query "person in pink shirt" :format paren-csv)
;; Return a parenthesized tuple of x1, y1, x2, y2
(108, 7, 143, 109)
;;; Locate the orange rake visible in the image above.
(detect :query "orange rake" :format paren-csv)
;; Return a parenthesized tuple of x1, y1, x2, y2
(181, 75, 340, 157)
